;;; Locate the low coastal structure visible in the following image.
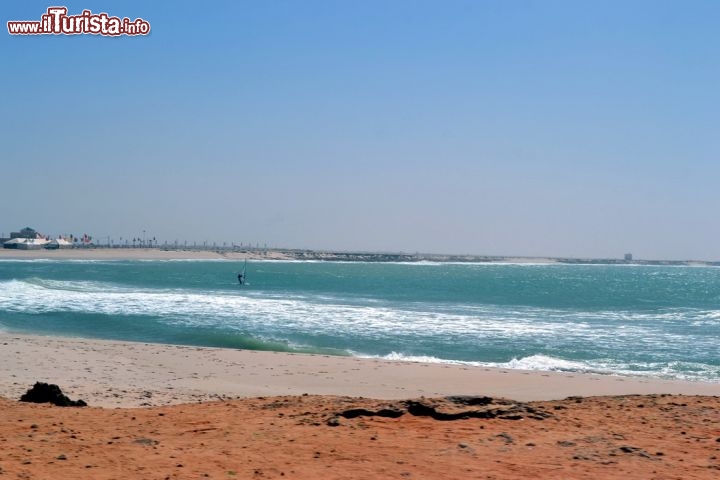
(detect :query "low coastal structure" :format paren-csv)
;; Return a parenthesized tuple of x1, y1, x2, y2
(45, 238, 73, 249)
(2, 226, 79, 250)
(3, 227, 48, 249)
(3, 238, 50, 250)
(2, 238, 24, 249)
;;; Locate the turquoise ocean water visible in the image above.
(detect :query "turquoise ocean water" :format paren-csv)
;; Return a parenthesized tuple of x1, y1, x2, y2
(0, 259, 718, 382)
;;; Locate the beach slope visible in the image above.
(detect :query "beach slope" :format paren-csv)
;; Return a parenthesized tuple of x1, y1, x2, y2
(1, 334, 719, 478)
(1, 334, 718, 408)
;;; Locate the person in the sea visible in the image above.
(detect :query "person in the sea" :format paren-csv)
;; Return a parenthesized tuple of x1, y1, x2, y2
(237, 273, 244, 285)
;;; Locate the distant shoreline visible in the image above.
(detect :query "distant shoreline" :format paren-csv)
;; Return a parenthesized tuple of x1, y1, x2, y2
(0, 246, 717, 266)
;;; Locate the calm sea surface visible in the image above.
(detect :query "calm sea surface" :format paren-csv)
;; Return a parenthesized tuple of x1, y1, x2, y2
(0, 259, 718, 382)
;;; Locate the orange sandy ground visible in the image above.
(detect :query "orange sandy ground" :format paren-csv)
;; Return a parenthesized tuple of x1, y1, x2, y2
(0, 394, 718, 480)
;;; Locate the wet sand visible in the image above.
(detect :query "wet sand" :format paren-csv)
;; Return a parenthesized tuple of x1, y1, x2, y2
(1, 334, 718, 408)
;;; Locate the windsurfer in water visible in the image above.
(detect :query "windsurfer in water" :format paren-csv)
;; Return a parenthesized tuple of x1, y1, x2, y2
(238, 259, 248, 285)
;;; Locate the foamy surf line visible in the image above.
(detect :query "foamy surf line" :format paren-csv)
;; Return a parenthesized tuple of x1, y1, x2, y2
(357, 352, 720, 383)
(0, 333, 717, 408)
(2, 276, 718, 382)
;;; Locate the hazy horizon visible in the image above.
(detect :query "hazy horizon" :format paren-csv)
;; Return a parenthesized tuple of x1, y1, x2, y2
(2, 1, 719, 261)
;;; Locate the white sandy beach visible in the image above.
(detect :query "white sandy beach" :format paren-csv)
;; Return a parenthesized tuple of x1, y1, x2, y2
(0, 247, 565, 264)
(0, 247, 292, 261)
(0, 333, 716, 408)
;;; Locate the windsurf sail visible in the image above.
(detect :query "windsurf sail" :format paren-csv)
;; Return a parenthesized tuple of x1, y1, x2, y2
(238, 259, 247, 285)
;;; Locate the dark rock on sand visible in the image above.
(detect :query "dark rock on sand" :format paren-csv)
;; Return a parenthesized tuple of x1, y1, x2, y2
(20, 382, 87, 407)
(496, 433, 514, 444)
(445, 396, 494, 406)
(339, 408, 405, 419)
(134, 438, 159, 446)
(335, 397, 554, 423)
(403, 399, 551, 421)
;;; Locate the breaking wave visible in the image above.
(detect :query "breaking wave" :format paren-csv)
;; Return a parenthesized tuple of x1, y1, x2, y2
(0, 276, 718, 382)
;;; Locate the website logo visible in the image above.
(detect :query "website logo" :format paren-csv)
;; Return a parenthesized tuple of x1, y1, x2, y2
(7, 7, 151, 36)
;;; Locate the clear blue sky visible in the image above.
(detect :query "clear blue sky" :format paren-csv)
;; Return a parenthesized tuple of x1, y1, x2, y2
(2, 1, 719, 259)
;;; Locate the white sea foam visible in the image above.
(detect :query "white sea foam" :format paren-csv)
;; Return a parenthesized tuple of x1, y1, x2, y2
(0, 258, 114, 264)
(1, 278, 718, 381)
(0, 258, 61, 263)
(359, 352, 720, 382)
(0, 279, 597, 340)
(351, 261, 560, 267)
(356, 351, 484, 366)
(136, 258, 233, 262)
(499, 354, 592, 372)
(361, 352, 599, 372)
(0, 279, 710, 348)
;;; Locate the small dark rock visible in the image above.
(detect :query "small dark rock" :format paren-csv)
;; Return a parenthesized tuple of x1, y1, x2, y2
(446, 396, 494, 406)
(134, 438, 159, 446)
(404, 402, 438, 418)
(496, 433, 514, 444)
(56, 454, 67, 461)
(20, 382, 87, 407)
(340, 408, 404, 419)
(498, 415, 523, 421)
(326, 417, 341, 427)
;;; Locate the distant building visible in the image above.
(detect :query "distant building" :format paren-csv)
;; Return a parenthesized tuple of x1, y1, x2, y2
(2, 227, 89, 249)
(4, 238, 49, 250)
(624, 253, 633, 261)
(10, 227, 39, 239)
(3, 238, 22, 249)
(45, 238, 73, 249)
(3, 226, 72, 250)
